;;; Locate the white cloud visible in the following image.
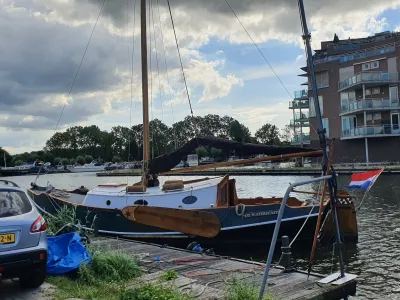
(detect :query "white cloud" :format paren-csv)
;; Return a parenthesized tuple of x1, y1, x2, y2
(1, 0, 400, 153)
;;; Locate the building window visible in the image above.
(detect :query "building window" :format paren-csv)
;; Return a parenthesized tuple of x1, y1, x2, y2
(365, 89, 371, 96)
(371, 61, 379, 69)
(366, 113, 373, 121)
(322, 119, 329, 138)
(342, 116, 356, 136)
(362, 63, 371, 71)
(312, 71, 329, 88)
(374, 113, 381, 120)
(372, 87, 380, 94)
(309, 96, 323, 117)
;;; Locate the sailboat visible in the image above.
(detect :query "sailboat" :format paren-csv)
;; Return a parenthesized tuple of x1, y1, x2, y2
(27, 0, 357, 247)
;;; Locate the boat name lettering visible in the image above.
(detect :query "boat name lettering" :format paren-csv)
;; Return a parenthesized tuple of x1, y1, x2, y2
(243, 210, 279, 218)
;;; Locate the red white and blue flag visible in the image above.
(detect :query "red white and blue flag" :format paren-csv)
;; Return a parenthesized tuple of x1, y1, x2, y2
(347, 169, 384, 190)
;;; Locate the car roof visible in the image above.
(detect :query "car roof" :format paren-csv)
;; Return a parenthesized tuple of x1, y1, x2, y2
(0, 180, 24, 192)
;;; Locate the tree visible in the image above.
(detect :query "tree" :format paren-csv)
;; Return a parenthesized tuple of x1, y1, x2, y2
(70, 158, 76, 165)
(53, 157, 61, 165)
(0, 147, 12, 167)
(14, 159, 24, 166)
(61, 158, 70, 165)
(76, 156, 85, 165)
(255, 123, 281, 145)
(195, 146, 208, 158)
(280, 125, 294, 145)
(210, 147, 225, 162)
(84, 155, 93, 164)
(229, 120, 245, 142)
(112, 155, 122, 163)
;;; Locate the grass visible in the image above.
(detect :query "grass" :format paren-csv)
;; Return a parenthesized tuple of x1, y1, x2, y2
(45, 205, 81, 236)
(47, 250, 190, 300)
(119, 284, 192, 300)
(160, 270, 179, 281)
(225, 278, 277, 300)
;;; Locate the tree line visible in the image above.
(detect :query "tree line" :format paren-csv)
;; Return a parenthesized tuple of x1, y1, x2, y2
(0, 114, 293, 167)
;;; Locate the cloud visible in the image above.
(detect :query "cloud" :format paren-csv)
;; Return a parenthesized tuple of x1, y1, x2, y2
(1, 0, 400, 153)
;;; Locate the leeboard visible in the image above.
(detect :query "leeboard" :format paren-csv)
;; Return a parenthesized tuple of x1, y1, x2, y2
(121, 206, 221, 238)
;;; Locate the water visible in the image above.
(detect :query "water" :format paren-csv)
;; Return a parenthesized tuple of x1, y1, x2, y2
(4, 172, 399, 299)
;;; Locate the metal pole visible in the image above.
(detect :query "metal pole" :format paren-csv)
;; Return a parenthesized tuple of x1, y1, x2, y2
(297, 0, 346, 282)
(258, 175, 332, 299)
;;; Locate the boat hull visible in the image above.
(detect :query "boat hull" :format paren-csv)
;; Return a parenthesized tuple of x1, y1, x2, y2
(27, 189, 357, 248)
(69, 167, 105, 173)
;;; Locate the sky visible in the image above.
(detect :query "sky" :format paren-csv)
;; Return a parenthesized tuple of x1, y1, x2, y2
(1, 0, 400, 154)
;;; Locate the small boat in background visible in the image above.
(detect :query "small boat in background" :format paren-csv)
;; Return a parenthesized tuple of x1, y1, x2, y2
(68, 160, 106, 173)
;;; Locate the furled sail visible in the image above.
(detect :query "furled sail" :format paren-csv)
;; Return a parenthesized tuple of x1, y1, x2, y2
(148, 136, 320, 174)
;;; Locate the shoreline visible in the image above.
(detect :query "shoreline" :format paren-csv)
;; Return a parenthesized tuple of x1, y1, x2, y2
(96, 166, 400, 176)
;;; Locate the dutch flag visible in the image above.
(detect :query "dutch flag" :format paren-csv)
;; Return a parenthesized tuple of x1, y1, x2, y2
(347, 169, 384, 190)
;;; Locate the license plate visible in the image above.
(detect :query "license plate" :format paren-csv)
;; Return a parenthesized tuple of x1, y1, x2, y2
(0, 233, 15, 244)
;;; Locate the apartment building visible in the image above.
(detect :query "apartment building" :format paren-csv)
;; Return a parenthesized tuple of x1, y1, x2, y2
(298, 31, 400, 163)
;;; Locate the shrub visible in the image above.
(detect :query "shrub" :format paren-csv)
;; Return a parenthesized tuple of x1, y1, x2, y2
(76, 155, 85, 165)
(84, 155, 94, 164)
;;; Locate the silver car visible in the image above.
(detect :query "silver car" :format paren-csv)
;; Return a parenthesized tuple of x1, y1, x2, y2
(0, 180, 48, 288)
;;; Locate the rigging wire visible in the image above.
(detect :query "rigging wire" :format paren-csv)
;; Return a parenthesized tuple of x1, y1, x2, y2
(151, 0, 164, 123)
(223, 0, 293, 101)
(156, 0, 177, 149)
(54, 0, 106, 133)
(166, 0, 200, 145)
(166, 0, 193, 117)
(150, 0, 161, 157)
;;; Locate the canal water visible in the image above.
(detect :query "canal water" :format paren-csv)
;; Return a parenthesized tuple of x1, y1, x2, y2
(5, 172, 399, 299)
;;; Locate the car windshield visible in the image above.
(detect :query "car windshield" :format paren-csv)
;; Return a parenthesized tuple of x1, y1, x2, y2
(0, 190, 32, 218)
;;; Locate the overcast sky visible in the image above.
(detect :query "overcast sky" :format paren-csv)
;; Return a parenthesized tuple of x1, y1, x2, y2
(1, 0, 400, 154)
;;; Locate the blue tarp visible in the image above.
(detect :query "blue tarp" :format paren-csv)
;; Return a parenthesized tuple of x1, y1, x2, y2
(47, 232, 91, 275)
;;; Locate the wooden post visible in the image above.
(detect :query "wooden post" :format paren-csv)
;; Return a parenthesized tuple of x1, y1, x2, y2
(141, 0, 150, 163)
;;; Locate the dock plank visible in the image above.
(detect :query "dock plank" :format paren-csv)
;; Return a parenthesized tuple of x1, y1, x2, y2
(92, 237, 356, 300)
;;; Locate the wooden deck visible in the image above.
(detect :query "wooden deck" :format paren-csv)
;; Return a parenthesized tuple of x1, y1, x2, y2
(91, 237, 356, 299)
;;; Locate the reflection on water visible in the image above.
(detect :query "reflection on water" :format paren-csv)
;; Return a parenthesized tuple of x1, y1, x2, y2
(5, 172, 400, 299)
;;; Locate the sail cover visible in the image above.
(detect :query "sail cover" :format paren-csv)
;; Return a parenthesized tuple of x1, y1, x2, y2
(148, 136, 320, 174)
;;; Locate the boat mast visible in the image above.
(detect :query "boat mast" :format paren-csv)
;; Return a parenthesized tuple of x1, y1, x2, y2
(141, 0, 150, 170)
(297, 0, 346, 280)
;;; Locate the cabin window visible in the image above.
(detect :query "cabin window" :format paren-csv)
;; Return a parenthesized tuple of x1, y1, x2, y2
(106, 200, 111, 206)
(134, 200, 148, 206)
(219, 185, 228, 206)
(182, 196, 197, 205)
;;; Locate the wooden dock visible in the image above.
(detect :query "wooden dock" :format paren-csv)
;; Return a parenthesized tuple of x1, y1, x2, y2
(91, 237, 356, 299)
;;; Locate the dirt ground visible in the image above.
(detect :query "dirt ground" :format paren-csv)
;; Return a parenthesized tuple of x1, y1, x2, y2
(0, 280, 55, 300)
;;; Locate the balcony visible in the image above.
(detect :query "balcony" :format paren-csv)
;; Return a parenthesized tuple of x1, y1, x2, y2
(291, 134, 310, 145)
(290, 119, 310, 127)
(338, 71, 399, 92)
(341, 125, 400, 139)
(294, 90, 308, 99)
(340, 98, 400, 115)
(295, 112, 309, 120)
(289, 99, 309, 109)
